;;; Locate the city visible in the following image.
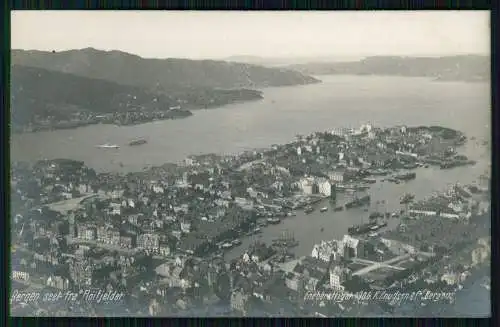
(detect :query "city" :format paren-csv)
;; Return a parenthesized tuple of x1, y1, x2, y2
(10, 124, 491, 316)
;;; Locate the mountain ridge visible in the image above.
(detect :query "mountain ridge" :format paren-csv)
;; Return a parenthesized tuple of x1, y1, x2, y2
(11, 48, 321, 90)
(284, 55, 489, 82)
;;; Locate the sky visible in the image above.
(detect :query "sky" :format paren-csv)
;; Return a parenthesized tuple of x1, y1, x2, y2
(11, 11, 490, 59)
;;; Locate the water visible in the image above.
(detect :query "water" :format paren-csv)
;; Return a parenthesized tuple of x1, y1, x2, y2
(10, 75, 491, 316)
(11, 75, 490, 173)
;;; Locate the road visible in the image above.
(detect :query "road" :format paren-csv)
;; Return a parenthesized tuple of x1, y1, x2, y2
(236, 159, 265, 171)
(66, 237, 139, 254)
(352, 254, 412, 276)
(46, 193, 102, 214)
(352, 251, 436, 276)
(351, 257, 406, 271)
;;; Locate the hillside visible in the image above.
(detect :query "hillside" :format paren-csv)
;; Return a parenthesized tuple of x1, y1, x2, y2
(11, 65, 201, 131)
(11, 48, 320, 90)
(286, 55, 489, 82)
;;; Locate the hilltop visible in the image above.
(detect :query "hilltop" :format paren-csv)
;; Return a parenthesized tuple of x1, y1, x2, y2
(11, 48, 320, 90)
(285, 55, 489, 82)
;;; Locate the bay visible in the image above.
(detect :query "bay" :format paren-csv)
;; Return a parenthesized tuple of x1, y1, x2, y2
(10, 75, 491, 317)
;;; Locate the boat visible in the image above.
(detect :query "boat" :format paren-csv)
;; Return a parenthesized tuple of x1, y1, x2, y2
(304, 206, 314, 214)
(377, 221, 388, 228)
(221, 242, 233, 249)
(370, 169, 389, 176)
(403, 163, 419, 169)
(129, 138, 148, 146)
(272, 230, 299, 248)
(334, 206, 344, 212)
(369, 212, 384, 220)
(345, 195, 371, 209)
(394, 172, 416, 181)
(363, 178, 377, 184)
(320, 227, 324, 232)
(267, 217, 281, 224)
(232, 239, 242, 246)
(320, 207, 328, 213)
(348, 222, 378, 236)
(96, 143, 120, 149)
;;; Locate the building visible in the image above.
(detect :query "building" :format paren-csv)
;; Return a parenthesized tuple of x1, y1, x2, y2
(330, 127, 352, 137)
(69, 259, 93, 286)
(317, 179, 332, 197)
(328, 169, 346, 183)
(230, 290, 249, 315)
(77, 224, 96, 241)
(439, 211, 460, 219)
(311, 240, 340, 263)
(329, 266, 347, 290)
(298, 177, 315, 195)
(408, 207, 438, 217)
(159, 242, 171, 257)
(340, 235, 363, 259)
(137, 233, 160, 251)
(46, 275, 70, 290)
(180, 221, 191, 233)
(120, 232, 136, 248)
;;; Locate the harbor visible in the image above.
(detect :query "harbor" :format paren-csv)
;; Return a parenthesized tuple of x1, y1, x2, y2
(224, 151, 489, 262)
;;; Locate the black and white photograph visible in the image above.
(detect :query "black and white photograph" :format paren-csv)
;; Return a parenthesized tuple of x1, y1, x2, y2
(9, 11, 491, 317)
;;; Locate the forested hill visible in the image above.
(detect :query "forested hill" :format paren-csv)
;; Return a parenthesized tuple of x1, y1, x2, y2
(12, 48, 320, 90)
(285, 55, 489, 82)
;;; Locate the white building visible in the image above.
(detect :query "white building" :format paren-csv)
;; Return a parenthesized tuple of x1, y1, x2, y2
(340, 235, 361, 258)
(328, 170, 345, 183)
(299, 177, 315, 195)
(408, 208, 437, 217)
(317, 179, 332, 197)
(312, 240, 341, 262)
(180, 221, 191, 233)
(329, 266, 346, 290)
(440, 211, 460, 219)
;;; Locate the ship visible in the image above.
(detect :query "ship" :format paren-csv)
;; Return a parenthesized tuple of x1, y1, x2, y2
(369, 212, 384, 220)
(220, 242, 233, 249)
(320, 207, 328, 213)
(272, 230, 299, 248)
(400, 193, 415, 204)
(348, 221, 378, 236)
(394, 172, 416, 181)
(129, 138, 148, 146)
(267, 217, 281, 224)
(370, 169, 389, 176)
(96, 143, 120, 149)
(345, 194, 371, 209)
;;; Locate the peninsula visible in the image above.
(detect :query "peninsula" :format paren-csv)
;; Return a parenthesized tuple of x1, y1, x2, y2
(11, 48, 320, 133)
